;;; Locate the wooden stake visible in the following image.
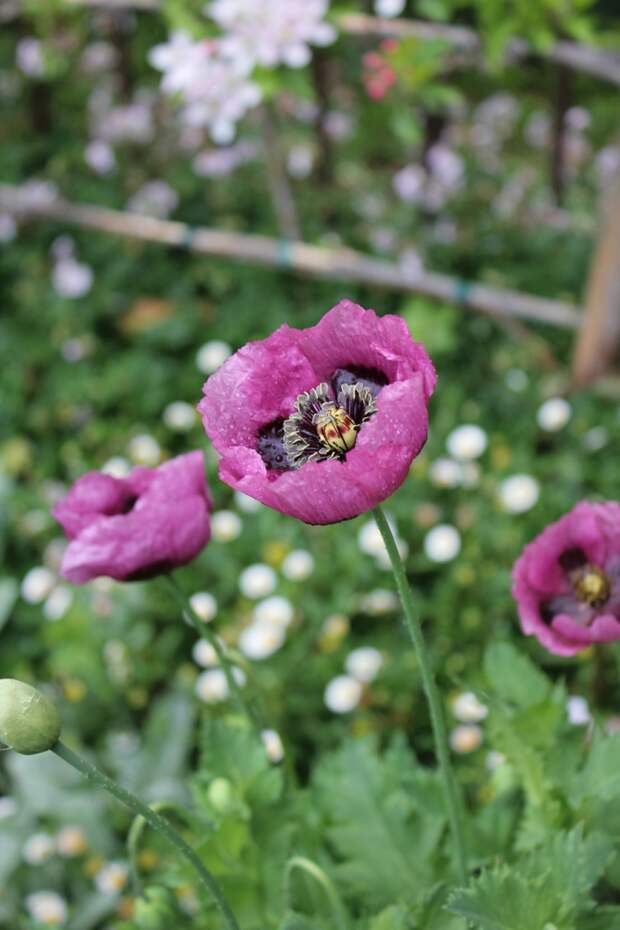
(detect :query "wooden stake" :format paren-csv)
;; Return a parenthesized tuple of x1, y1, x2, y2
(572, 161, 620, 385)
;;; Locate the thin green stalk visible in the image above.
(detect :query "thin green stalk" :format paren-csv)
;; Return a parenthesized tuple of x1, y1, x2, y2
(283, 856, 350, 930)
(163, 574, 260, 733)
(372, 506, 468, 883)
(52, 740, 241, 930)
(127, 800, 192, 893)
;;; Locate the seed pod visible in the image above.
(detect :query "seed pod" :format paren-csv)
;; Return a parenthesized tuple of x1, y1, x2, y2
(0, 679, 61, 754)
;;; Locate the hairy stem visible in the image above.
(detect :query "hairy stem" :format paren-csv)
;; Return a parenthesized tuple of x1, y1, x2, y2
(283, 855, 350, 930)
(163, 574, 260, 733)
(52, 740, 241, 930)
(372, 506, 468, 882)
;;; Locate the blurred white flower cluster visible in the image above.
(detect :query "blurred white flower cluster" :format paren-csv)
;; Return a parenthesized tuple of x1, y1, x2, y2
(149, 1, 335, 143)
(209, 0, 336, 71)
(149, 33, 261, 144)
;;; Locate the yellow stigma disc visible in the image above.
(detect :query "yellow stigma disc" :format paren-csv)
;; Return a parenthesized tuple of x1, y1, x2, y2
(315, 406, 358, 455)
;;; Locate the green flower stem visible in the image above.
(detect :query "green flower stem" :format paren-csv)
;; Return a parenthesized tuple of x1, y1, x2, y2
(52, 740, 241, 930)
(372, 506, 468, 883)
(127, 800, 192, 893)
(283, 856, 350, 930)
(163, 574, 260, 734)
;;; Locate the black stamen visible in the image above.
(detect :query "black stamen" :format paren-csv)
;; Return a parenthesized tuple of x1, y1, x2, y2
(332, 365, 388, 399)
(559, 547, 587, 573)
(257, 419, 291, 471)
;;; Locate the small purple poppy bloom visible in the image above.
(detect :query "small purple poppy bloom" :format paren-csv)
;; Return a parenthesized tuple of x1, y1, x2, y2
(53, 451, 213, 584)
(512, 501, 620, 656)
(198, 300, 436, 524)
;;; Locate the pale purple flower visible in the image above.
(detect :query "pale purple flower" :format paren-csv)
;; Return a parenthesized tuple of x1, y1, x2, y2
(392, 164, 425, 204)
(85, 140, 116, 175)
(127, 180, 178, 218)
(97, 96, 154, 145)
(595, 145, 620, 185)
(426, 143, 464, 192)
(192, 141, 259, 177)
(80, 41, 118, 74)
(16, 37, 45, 77)
(52, 258, 93, 299)
(0, 213, 16, 243)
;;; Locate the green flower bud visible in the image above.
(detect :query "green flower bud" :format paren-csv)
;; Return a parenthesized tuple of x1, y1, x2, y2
(208, 777, 235, 813)
(0, 679, 61, 754)
(134, 886, 182, 930)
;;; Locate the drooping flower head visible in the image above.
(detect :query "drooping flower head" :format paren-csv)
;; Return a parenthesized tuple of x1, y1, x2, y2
(512, 501, 620, 655)
(199, 300, 435, 524)
(53, 451, 212, 584)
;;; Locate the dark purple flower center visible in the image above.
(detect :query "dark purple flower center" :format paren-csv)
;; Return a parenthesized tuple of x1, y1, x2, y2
(256, 366, 385, 472)
(102, 493, 139, 516)
(541, 546, 619, 627)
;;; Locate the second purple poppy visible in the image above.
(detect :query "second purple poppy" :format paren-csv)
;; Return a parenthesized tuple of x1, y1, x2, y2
(513, 500, 620, 655)
(199, 300, 436, 524)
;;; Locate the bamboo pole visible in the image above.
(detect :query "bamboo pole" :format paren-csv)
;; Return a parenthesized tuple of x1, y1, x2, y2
(572, 161, 620, 384)
(0, 183, 580, 329)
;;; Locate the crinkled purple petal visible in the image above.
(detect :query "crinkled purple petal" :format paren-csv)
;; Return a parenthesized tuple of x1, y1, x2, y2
(55, 451, 212, 584)
(512, 499, 620, 655)
(199, 301, 435, 524)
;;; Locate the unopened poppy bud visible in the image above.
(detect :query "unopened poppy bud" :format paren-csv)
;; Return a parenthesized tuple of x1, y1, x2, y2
(134, 886, 181, 930)
(207, 777, 235, 813)
(0, 679, 61, 754)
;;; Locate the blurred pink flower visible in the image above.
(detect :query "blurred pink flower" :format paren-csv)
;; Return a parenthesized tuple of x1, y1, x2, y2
(199, 300, 435, 524)
(53, 452, 212, 583)
(362, 42, 398, 100)
(512, 501, 620, 656)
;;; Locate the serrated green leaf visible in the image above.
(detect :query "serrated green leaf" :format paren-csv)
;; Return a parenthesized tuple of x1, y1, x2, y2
(484, 642, 550, 708)
(313, 736, 445, 909)
(448, 865, 566, 930)
(448, 827, 612, 930)
(570, 731, 620, 806)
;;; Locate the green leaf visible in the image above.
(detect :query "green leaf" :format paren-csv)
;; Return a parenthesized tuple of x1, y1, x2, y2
(369, 904, 414, 930)
(580, 906, 620, 930)
(570, 731, 620, 806)
(278, 913, 324, 930)
(197, 718, 283, 808)
(448, 827, 612, 930)
(313, 736, 445, 909)
(448, 865, 567, 930)
(484, 642, 550, 709)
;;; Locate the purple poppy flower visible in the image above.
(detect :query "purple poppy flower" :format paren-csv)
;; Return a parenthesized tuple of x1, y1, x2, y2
(512, 501, 620, 656)
(198, 300, 436, 524)
(53, 451, 213, 584)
